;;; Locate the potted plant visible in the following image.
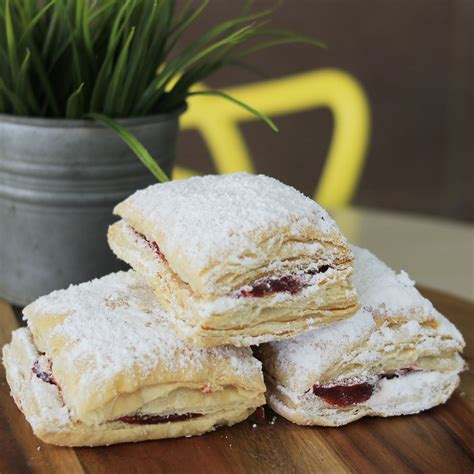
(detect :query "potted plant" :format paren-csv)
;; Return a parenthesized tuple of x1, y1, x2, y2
(0, 0, 321, 305)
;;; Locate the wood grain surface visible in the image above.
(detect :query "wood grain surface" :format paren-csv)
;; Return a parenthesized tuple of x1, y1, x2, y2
(1, 289, 473, 474)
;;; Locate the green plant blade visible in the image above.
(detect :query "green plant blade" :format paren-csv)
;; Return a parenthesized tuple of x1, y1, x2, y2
(170, 0, 195, 31)
(0, 78, 28, 115)
(90, 0, 136, 112)
(89, 0, 117, 23)
(120, 0, 169, 114)
(234, 33, 326, 59)
(88, 113, 170, 183)
(187, 90, 278, 132)
(4, 0, 20, 83)
(28, 44, 60, 115)
(134, 11, 275, 114)
(166, 0, 209, 55)
(17, 48, 40, 114)
(66, 81, 84, 118)
(0, 0, 325, 120)
(103, 26, 135, 115)
(80, 0, 95, 68)
(17, 48, 31, 88)
(19, 0, 56, 47)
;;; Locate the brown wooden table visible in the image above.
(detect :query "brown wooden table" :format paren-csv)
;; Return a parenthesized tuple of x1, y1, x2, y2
(1, 288, 473, 473)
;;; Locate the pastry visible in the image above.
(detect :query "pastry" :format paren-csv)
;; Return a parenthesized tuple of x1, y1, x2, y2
(108, 173, 358, 347)
(2, 271, 265, 446)
(258, 246, 465, 426)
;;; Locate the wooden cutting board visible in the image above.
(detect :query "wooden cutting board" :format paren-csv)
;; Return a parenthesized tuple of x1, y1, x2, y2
(1, 288, 473, 473)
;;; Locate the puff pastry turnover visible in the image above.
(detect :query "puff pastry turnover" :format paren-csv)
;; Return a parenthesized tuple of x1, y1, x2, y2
(2, 271, 265, 446)
(108, 173, 358, 347)
(258, 246, 465, 426)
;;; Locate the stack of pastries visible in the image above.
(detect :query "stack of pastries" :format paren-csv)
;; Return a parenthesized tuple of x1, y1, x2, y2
(2, 173, 465, 446)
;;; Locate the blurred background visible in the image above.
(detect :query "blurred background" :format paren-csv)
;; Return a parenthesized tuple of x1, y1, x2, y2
(176, 0, 473, 222)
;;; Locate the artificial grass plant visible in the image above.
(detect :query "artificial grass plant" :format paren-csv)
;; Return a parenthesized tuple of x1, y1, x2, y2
(1, 0, 323, 180)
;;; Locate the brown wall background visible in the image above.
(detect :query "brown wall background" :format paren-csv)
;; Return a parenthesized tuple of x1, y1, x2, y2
(177, 0, 473, 221)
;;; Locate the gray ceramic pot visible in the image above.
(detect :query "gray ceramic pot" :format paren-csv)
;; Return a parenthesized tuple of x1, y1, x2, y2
(0, 107, 184, 306)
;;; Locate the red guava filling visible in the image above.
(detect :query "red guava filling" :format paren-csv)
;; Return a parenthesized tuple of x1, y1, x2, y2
(239, 265, 331, 298)
(32, 356, 58, 387)
(312, 368, 416, 408)
(134, 230, 166, 261)
(118, 413, 202, 425)
(240, 275, 303, 297)
(247, 406, 266, 425)
(134, 224, 331, 298)
(313, 382, 375, 407)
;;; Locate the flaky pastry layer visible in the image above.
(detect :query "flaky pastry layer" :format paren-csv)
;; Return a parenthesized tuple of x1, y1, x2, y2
(113, 173, 353, 296)
(3, 328, 258, 446)
(259, 309, 465, 393)
(266, 371, 461, 427)
(258, 247, 465, 426)
(108, 220, 358, 347)
(21, 271, 265, 425)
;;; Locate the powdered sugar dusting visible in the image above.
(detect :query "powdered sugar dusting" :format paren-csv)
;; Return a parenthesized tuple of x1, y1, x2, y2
(3, 328, 72, 431)
(114, 173, 345, 289)
(262, 247, 465, 392)
(30, 376, 71, 431)
(116, 173, 338, 239)
(263, 309, 375, 384)
(269, 370, 460, 426)
(114, 221, 163, 278)
(351, 246, 464, 341)
(351, 246, 435, 318)
(24, 271, 262, 391)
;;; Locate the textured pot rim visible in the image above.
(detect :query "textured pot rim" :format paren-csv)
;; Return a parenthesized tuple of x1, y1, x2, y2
(0, 103, 187, 129)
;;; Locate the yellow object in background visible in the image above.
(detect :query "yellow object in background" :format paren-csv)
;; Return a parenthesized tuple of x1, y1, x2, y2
(174, 68, 371, 208)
